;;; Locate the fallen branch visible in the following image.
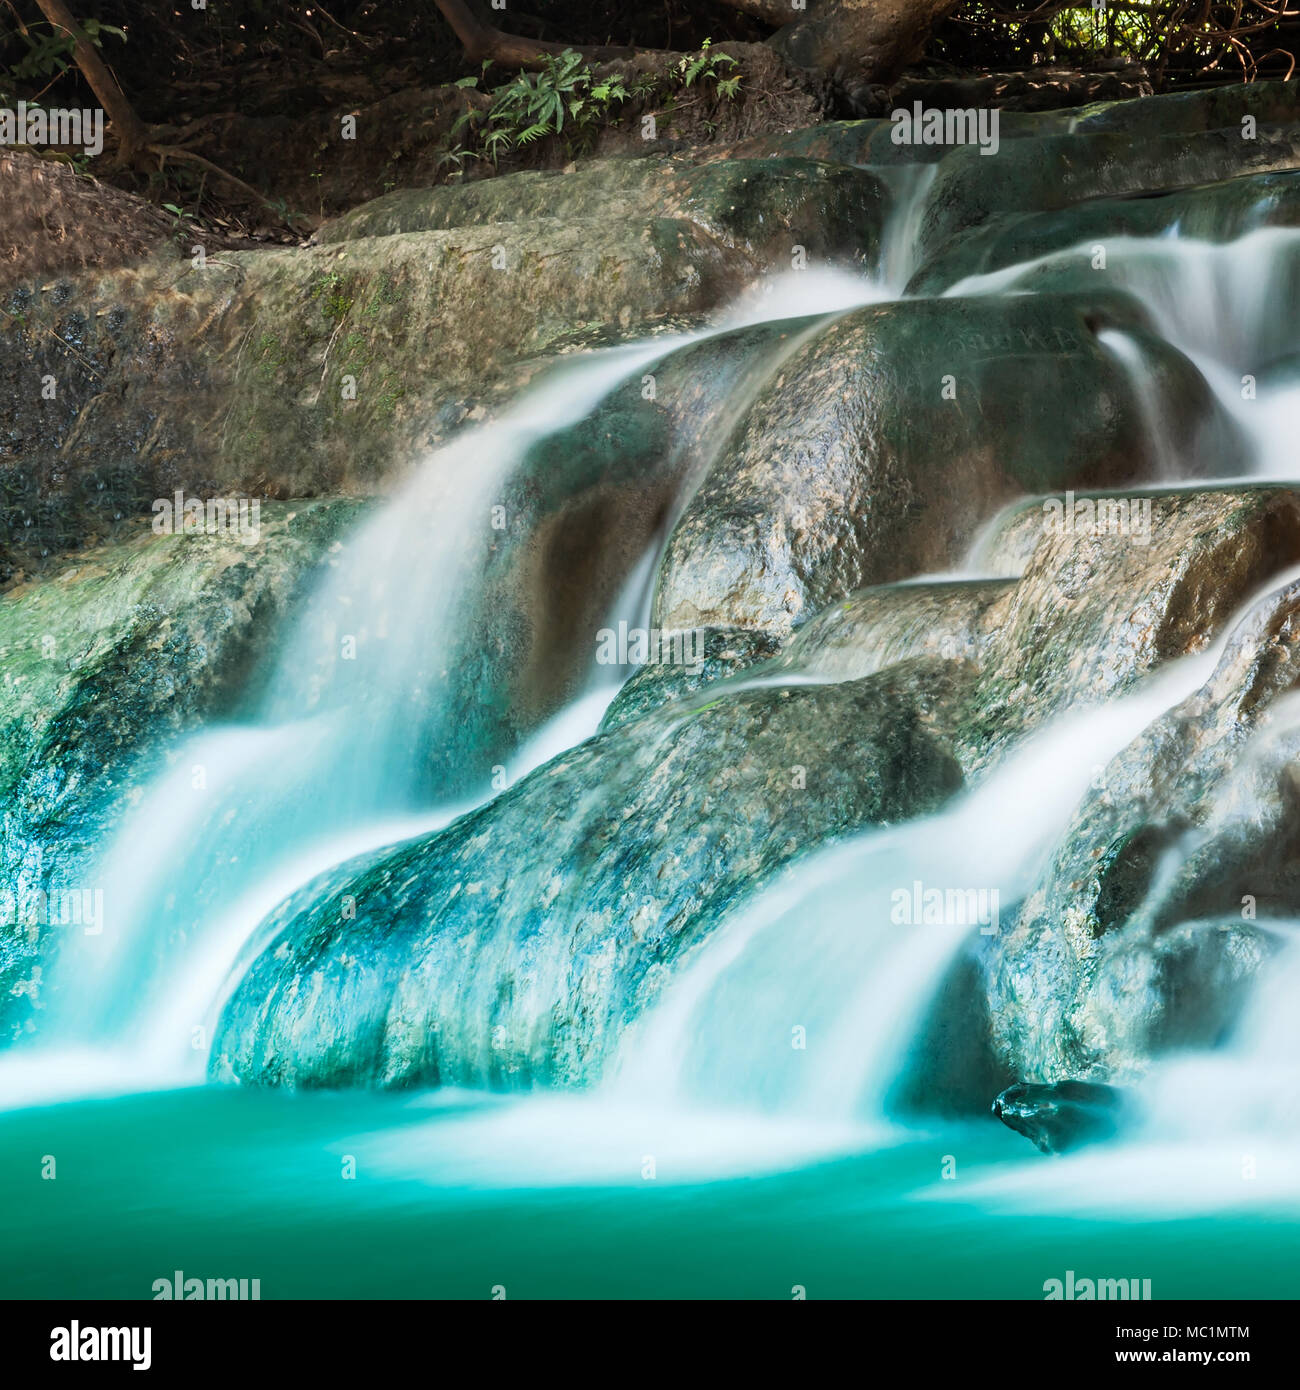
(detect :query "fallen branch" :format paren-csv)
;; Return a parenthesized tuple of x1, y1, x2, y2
(432, 0, 673, 69)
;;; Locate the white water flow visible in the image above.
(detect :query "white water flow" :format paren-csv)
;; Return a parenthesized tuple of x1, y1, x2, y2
(1097, 328, 1181, 480)
(613, 647, 1223, 1124)
(863, 163, 940, 294)
(952, 932, 1300, 1217)
(50, 341, 686, 1047)
(945, 227, 1300, 477)
(1142, 925, 1300, 1140)
(23, 268, 884, 1099)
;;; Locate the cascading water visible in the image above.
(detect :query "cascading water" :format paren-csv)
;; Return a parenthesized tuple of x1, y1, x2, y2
(945, 227, 1300, 477)
(866, 163, 940, 293)
(611, 649, 1223, 1126)
(6, 104, 1300, 1305)
(45, 340, 692, 1056)
(12, 267, 885, 1100)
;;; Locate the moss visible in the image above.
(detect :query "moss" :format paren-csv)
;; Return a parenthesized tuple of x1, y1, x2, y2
(254, 332, 293, 379)
(310, 270, 355, 323)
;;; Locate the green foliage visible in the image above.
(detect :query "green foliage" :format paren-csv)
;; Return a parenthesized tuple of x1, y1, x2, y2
(0, 15, 125, 104)
(444, 40, 743, 175)
(310, 271, 354, 323)
(676, 38, 739, 94)
(945, 1, 1279, 73)
(461, 49, 634, 164)
(1043, 2, 1170, 57)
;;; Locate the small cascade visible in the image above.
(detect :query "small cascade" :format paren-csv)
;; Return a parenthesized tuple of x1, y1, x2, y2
(612, 649, 1220, 1124)
(1140, 926, 1300, 1141)
(944, 228, 1300, 477)
(863, 163, 940, 294)
(48, 338, 693, 1051)
(1097, 328, 1181, 479)
(22, 268, 885, 1093)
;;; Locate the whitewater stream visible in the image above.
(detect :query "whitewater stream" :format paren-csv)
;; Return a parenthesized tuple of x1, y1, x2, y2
(3, 153, 1300, 1300)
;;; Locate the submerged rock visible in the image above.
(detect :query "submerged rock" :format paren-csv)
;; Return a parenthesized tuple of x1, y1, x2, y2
(993, 1080, 1126, 1154)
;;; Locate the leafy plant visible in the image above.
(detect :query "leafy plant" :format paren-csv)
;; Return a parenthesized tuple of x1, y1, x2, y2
(677, 38, 740, 96)
(451, 50, 632, 165)
(1, 16, 125, 98)
(443, 39, 742, 176)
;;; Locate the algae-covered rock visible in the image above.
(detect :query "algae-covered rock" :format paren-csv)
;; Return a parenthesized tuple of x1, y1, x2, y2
(0, 500, 364, 1033)
(775, 579, 1013, 683)
(958, 486, 1300, 767)
(317, 155, 886, 269)
(917, 124, 1300, 269)
(0, 151, 882, 576)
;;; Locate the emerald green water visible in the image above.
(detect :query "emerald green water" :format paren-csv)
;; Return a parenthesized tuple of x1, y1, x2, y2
(2, 1087, 1296, 1300)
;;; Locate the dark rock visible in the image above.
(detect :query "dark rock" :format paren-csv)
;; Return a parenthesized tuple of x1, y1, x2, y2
(653, 293, 1231, 638)
(993, 1079, 1127, 1154)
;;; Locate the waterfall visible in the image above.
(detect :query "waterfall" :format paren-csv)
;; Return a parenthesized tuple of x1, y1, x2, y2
(949, 932, 1300, 1217)
(8, 268, 886, 1104)
(7, 146, 1299, 1158)
(1096, 328, 1180, 480)
(1140, 926, 1300, 1141)
(944, 227, 1300, 477)
(611, 647, 1221, 1125)
(45, 340, 690, 1051)
(864, 163, 940, 294)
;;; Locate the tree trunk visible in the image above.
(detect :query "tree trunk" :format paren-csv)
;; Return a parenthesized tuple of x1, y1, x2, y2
(32, 0, 150, 159)
(765, 0, 964, 82)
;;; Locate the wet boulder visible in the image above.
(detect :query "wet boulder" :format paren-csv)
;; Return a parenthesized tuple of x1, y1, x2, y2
(210, 657, 970, 1091)
(653, 291, 1232, 637)
(957, 485, 1300, 768)
(910, 168, 1300, 298)
(987, 574, 1300, 1083)
(598, 627, 782, 731)
(993, 1080, 1127, 1154)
